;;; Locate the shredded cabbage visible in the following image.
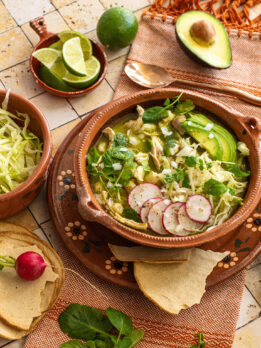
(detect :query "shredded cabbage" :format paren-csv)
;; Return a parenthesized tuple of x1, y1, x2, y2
(0, 107, 42, 194)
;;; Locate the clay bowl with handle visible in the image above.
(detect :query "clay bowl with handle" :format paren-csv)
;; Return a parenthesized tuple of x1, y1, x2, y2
(74, 88, 261, 248)
(0, 90, 52, 219)
(29, 17, 108, 98)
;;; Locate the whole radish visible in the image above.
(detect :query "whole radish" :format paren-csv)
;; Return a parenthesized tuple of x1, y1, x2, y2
(0, 251, 47, 281)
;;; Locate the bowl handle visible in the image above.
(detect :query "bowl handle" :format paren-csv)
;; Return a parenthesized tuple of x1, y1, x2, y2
(30, 17, 54, 41)
(77, 186, 111, 225)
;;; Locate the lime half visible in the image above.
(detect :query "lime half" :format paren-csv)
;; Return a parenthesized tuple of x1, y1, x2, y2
(49, 40, 63, 50)
(39, 66, 74, 92)
(58, 30, 92, 60)
(62, 37, 87, 76)
(32, 48, 61, 69)
(62, 56, 101, 89)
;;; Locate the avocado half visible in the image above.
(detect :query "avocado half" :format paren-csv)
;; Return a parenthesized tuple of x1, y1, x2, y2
(175, 11, 232, 69)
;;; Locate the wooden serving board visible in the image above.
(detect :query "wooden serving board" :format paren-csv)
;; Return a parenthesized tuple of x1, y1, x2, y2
(48, 114, 261, 290)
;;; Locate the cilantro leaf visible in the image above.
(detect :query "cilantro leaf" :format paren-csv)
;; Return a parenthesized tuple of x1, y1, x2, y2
(224, 163, 250, 178)
(60, 341, 86, 348)
(174, 99, 195, 115)
(164, 173, 175, 183)
(204, 179, 228, 196)
(122, 208, 140, 222)
(111, 147, 135, 161)
(142, 106, 169, 123)
(106, 307, 133, 336)
(182, 173, 190, 188)
(189, 332, 206, 348)
(58, 304, 112, 340)
(113, 132, 128, 148)
(185, 156, 197, 167)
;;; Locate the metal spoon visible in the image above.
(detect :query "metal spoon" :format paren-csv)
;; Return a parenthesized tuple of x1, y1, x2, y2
(125, 62, 261, 106)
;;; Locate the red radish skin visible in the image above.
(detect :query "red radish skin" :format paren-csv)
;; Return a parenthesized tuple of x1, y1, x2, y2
(147, 199, 171, 235)
(162, 202, 184, 235)
(185, 194, 212, 223)
(128, 183, 162, 213)
(15, 251, 47, 281)
(177, 204, 204, 232)
(140, 197, 162, 223)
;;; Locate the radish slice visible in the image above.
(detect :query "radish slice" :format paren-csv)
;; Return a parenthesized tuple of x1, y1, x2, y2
(147, 199, 171, 235)
(185, 195, 212, 223)
(140, 198, 162, 223)
(162, 202, 183, 235)
(177, 204, 204, 232)
(128, 183, 162, 213)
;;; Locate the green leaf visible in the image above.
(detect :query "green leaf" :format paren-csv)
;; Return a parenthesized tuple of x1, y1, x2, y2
(228, 187, 235, 196)
(142, 106, 169, 123)
(122, 208, 140, 222)
(164, 173, 175, 183)
(174, 99, 195, 115)
(88, 147, 100, 165)
(199, 159, 204, 170)
(207, 162, 213, 169)
(185, 156, 197, 167)
(106, 307, 133, 336)
(224, 163, 250, 178)
(94, 339, 107, 348)
(119, 330, 144, 348)
(182, 173, 190, 188)
(164, 136, 176, 156)
(59, 304, 112, 340)
(111, 147, 135, 161)
(60, 340, 87, 348)
(204, 179, 228, 196)
(113, 133, 128, 148)
(163, 98, 170, 106)
(86, 342, 96, 348)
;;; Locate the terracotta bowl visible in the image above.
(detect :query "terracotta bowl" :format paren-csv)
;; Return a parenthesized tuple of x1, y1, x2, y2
(74, 88, 261, 248)
(0, 90, 52, 219)
(29, 17, 108, 98)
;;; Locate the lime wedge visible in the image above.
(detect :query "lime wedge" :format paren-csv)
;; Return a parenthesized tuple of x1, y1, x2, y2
(49, 40, 63, 50)
(62, 37, 87, 77)
(32, 48, 61, 69)
(50, 57, 68, 78)
(58, 30, 92, 60)
(62, 56, 101, 89)
(38, 66, 74, 92)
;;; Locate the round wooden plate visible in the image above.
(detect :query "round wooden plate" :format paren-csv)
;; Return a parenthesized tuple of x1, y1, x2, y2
(48, 114, 261, 290)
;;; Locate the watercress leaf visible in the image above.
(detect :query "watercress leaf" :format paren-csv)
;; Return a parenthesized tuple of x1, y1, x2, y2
(224, 163, 250, 177)
(164, 173, 175, 183)
(106, 307, 133, 336)
(122, 208, 140, 222)
(182, 173, 190, 188)
(58, 304, 112, 340)
(88, 147, 100, 164)
(204, 179, 228, 196)
(111, 147, 135, 161)
(185, 156, 197, 167)
(94, 339, 107, 348)
(125, 329, 145, 347)
(142, 107, 169, 123)
(113, 133, 128, 148)
(163, 98, 170, 106)
(118, 337, 133, 348)
(198, 158, 204, 170)
(174, 99, 195, 115)
(60, 340, 87, 348)
(86, 342, 96, 348)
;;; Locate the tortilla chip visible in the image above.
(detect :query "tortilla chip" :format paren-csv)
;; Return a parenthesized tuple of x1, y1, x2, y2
(0, 223, 64, 339)
(108, 243, 191, 263)
(134, 248, 228, 315)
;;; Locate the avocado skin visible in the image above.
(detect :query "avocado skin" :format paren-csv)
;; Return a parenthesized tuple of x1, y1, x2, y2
(175, 11, 232, 69)
(182, 120, 223, 160)
(187, 113, 237, 162)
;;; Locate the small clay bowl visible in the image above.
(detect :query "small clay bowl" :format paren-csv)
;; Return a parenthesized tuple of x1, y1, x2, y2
(0, 90, 52, 219)
(74, 88, 261, 248)
(29, 17, 108, 98)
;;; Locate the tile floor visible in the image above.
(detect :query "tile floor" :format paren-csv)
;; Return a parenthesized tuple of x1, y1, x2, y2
(0, 1, 260, 347)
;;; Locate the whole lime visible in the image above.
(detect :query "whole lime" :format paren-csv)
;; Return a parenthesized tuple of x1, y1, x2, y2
(97, 7, 138, 50)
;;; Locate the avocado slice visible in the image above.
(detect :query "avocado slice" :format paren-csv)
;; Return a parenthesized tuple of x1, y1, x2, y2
(182, 120, 223, 160)
(176, 11, 232, 69)
(187, 113, 237, 162)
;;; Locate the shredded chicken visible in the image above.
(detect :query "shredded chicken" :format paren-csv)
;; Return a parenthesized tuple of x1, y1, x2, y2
(124, 105, 144, 134)
(150, 136, 163, 171)
(102, 127, 115, 149)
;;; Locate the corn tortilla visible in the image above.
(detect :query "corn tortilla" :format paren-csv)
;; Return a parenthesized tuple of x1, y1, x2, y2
(108, 243, 191, 263)
(134, 248, 228, 315)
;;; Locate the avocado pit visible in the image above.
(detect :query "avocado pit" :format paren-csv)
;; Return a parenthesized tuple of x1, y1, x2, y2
(190, 19, 216, 46)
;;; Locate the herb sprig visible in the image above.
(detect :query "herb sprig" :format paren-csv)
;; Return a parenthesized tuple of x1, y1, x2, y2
(189, 332, 206, 348)
(59, 304, 144, 348)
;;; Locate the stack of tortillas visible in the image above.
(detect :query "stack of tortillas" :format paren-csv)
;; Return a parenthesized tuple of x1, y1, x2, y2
(109, 244, 228, 315)
(0, 222, 64, 340)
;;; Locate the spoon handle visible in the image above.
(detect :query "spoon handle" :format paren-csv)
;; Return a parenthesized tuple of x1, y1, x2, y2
(175, 78, 261, 106)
